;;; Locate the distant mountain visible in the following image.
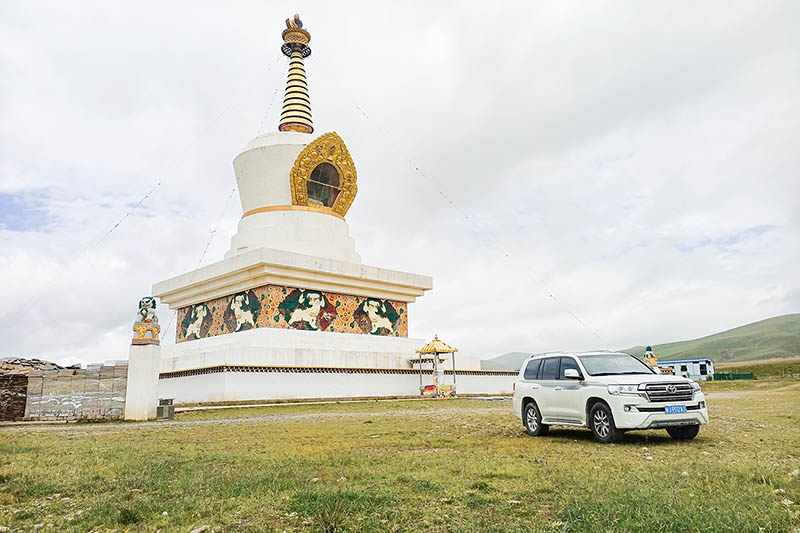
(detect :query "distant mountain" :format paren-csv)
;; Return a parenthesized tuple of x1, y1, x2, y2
(625, 314, 800, 364)
(480, 314, 800, 370)
(481, 352, 531, 371)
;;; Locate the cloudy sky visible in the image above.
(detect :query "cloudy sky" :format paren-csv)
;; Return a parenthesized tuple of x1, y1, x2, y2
(1, 1, 798, 366)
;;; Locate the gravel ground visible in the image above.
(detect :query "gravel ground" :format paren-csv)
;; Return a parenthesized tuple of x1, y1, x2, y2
(0, 406, 509, 435)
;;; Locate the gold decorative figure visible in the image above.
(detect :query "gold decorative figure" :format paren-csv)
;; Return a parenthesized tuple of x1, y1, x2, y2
(289, 132, 358, 217)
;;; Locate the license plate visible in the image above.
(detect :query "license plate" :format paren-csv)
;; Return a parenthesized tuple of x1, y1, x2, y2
(665, 405, 687, 414)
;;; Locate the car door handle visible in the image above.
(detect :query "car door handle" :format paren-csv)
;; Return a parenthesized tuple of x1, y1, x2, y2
(554, 386, 563, 391)
(531, 384, 541, 389)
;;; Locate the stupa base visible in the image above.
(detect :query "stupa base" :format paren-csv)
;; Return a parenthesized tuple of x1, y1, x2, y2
(156, 327, 514, 405)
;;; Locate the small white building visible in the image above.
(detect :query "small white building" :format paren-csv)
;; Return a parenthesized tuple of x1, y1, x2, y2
(657, 358, 715, 381)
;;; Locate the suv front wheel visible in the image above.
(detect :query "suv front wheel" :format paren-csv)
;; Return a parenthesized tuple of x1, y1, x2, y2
(589, 402, 621, 443)
(523, 402, 549, 436)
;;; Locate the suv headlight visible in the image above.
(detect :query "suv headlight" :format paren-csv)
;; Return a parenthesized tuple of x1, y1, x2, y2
(690, 381, 701, 391)
(607, 384, 641, 396)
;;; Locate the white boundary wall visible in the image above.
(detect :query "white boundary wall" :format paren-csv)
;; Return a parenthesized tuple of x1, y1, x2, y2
(158, 370, 516, 405)
(153, 323, 502, 406)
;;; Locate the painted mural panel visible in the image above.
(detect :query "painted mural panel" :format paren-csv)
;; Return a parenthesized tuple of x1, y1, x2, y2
(176, 284, 408, 342)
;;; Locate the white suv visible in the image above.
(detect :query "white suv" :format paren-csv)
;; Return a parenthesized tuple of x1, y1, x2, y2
(512, 351, 709, 443)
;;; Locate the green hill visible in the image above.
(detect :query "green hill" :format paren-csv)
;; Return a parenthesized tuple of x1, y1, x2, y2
(480, 352, 530, 371)
(626, 314, 800, 363)
(480, 314, 800, 370)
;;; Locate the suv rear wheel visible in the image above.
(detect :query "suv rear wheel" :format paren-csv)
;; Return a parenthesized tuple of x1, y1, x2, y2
(523, 402, 549, 436)
(666, 424, 700, 440)
(589, 402, 621, 443)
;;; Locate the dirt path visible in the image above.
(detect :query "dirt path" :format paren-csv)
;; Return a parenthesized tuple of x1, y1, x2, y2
(5, 385, 796, 435)
(0, 406, 510, 436)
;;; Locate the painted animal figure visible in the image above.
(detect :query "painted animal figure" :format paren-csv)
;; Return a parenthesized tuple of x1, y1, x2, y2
(365, 300, 393, 333)
(185, 305, 208, 339)
(288, 292, 324, 330)
(230, 293, 255, 331)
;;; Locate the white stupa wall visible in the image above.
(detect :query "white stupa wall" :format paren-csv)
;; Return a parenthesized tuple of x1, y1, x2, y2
(159, 327, 425, 371)
(226, 210, 360, 263)
(233, 131, 306, 211)
(154, 328, 496, 406)
(158, 370, 516, 405)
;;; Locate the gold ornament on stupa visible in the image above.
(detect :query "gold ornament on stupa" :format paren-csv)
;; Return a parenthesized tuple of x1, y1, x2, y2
(279, 14, 313, 134)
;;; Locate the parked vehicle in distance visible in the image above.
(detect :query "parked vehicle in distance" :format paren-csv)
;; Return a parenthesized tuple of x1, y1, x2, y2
(512, 351, 709, 443)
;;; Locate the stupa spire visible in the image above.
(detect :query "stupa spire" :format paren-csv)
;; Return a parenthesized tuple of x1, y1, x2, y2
(279, 14, 313, 134)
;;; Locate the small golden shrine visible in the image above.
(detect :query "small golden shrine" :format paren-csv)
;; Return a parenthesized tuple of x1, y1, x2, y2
(415, 335, 458, 397)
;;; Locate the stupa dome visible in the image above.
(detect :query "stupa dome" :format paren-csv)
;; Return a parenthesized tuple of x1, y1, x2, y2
(224, 17, 360, 264)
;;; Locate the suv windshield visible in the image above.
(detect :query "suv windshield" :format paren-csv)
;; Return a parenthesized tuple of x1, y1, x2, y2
(578, 353, 655, 376)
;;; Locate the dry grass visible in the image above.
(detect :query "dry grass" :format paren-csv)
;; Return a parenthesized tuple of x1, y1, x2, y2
(716, 357, 800, 379)
(0, 383, 798, 532)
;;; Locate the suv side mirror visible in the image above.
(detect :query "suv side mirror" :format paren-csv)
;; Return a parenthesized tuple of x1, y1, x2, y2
(564, 368, 582, 380)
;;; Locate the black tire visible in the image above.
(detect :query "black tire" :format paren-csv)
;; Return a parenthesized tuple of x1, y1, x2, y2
(667, 424, 700, 440)
(589, 402, 622, 443)
(523, 402, 549, 436)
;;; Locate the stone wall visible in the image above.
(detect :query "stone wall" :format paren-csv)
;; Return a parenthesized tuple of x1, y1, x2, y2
(24, 362, 128, 420)
(0, 374, 28, 421)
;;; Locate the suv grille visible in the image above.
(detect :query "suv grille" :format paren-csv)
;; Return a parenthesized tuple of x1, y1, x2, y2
(644, 383, 693, 403)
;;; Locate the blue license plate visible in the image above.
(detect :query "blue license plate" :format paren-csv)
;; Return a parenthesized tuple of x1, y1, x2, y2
(665, 405, 687, 414)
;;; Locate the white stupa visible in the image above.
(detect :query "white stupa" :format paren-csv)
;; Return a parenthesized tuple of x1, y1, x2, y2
(149, 15, 508, 405)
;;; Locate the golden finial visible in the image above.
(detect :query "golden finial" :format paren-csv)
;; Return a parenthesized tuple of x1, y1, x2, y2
(281, 13, 311, 58)
(279, 14, 313, 134)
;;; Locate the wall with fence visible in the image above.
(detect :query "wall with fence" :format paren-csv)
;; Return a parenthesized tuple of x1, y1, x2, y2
(712, 372, 755, 380)
(24, 362, 128, 420)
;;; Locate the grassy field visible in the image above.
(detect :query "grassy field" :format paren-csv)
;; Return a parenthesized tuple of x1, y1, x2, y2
(1, 382, 799, 532)
(716, 357, 800, 380)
